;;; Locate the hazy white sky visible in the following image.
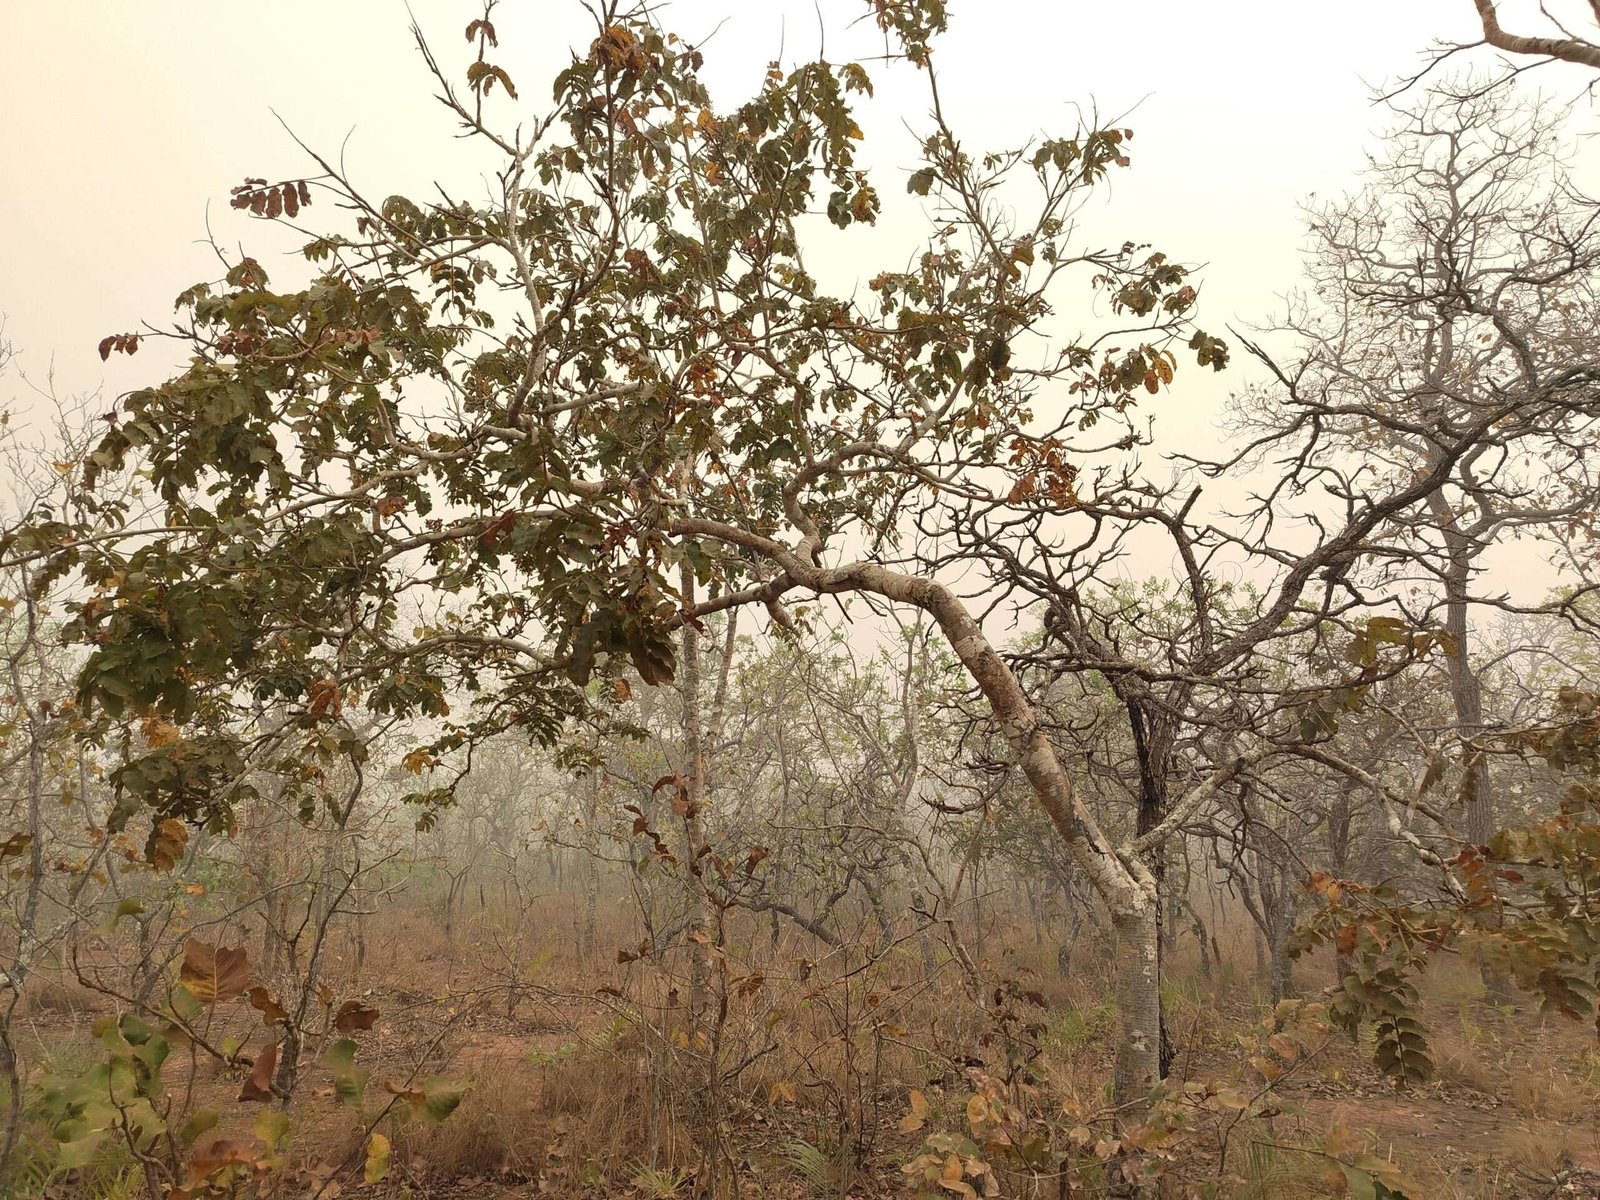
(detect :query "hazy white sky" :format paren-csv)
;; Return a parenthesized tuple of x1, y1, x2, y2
(0, 3, 1479, 399)
(0, 1, 1591, 471)
(1, 1, 1594, 631)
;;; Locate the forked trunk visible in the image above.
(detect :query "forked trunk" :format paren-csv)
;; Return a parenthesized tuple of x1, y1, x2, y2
(668, 530, 1171, 1110)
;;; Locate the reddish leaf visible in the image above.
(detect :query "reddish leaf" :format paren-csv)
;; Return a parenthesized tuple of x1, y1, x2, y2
(148, 817, 189, 871)
(238, 1042, 277, 1102)
(247, 985, 287, 1026)
(308, 676, 341, 719)
(187, 1137, 256, 1180)
(333, 1000, 379, 1033)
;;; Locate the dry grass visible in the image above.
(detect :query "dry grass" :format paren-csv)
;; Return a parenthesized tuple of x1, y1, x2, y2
(8, 888, 1600, 1199)
(1494, 1120, 1587, 1179)
(17, 971, 97, 1017)
(394, 1053, 547, 1182)
(537, 1024, 696, 1185)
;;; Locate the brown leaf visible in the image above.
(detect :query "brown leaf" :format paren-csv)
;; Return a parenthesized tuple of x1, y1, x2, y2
(1336, 924, 1357, 958)
(238, 1041, 277, 1102)
(490, 66, 518, 98)
(308, 676, 341, 719)
(247, 985, 287, 1026)
(187, 1136, 256, 1180)
(898, 1088, 929, 1132)
(382, 1080, 425, 1105)
(1007, 472, 1037, 503)
(180, 938, 252, 1005)
(333, 1000, 379, 1033)
(149, 817, 189, 871)
(282, 183, 299, 219)
(141, 716, 181, 748)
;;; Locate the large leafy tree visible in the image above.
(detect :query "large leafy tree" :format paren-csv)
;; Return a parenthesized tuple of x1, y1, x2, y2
(4, 0, 1229, 1100)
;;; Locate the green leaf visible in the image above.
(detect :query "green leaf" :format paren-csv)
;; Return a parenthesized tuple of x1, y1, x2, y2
(324, 1037, 368, 1108)
(55, 1132, 106, 1169)
(254, 1109, 290, 1154)
(178, 1108, 219, 1147)
(1340, 1162, 1412, 1200)
(418, 1076, 468, 1124)
(103, 897, 145, 933)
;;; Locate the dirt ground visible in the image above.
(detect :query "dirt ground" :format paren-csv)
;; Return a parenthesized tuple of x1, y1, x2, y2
(10, 905, 1598, 1199)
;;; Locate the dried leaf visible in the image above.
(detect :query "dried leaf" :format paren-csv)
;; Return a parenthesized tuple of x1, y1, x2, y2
(333, 1000, 379, 1033)
(238, 1041, 277, 1102)
(149, 818, 189, 870)
(247, 985, 287, 1026)
(898, 1087, 929, 1133)
(180, 938, 251, 1005)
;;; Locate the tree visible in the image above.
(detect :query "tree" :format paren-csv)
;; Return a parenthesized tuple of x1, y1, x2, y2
(0, 352, 129, 1175)
(907, 73, 1600, 1084)
(5, 0, 1233, 1105)
(1461, 1, 1600, 72)
(1248, 82, 1600, 848)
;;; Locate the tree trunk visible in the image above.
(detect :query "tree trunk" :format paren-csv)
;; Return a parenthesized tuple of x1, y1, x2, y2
(1326, 789, 1353, 985)
(1433, 520, 1509, 1000)
(669, 525, 1167, 1107)
(1111, 901, 1162, 1101)
(1269, 937, 1295, 1004)
(1444, 565, 1493, 841)
(677, 562, 712, 1033)
(1128, 701, 1176, 1078)
(582, 774, 600, 959)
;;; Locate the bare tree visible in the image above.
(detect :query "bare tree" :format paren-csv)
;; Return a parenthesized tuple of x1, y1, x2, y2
(1244, 81, 1600, 846)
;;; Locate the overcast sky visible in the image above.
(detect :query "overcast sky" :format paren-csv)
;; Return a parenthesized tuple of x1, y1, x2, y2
(1, 1, 1593, 607)
(0, 2, 1518, 409)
